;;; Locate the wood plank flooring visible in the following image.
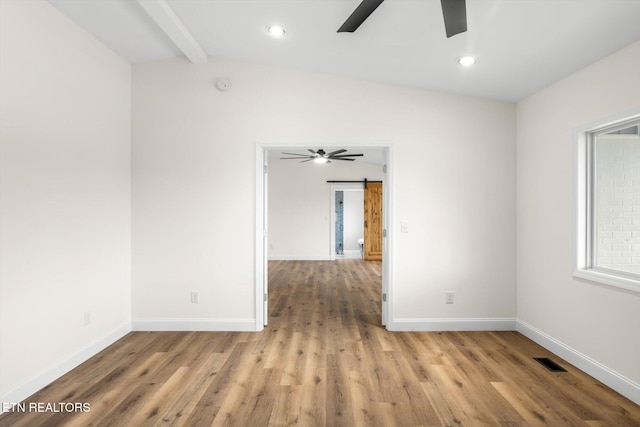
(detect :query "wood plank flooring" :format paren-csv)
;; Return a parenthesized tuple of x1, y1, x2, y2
(1, 260, 638, 426)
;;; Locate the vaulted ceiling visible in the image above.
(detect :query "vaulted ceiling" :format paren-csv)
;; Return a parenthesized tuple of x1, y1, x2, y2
(49, 0, 640, 102)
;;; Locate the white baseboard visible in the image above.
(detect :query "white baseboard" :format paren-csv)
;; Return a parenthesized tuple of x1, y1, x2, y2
(340, 250, 362, 259)
(387, 318, 517, 332)
(268, 255, 331, 261)
(516, 320, 640, 405)
(1, 322, 131, 412)
(132, 318, 257, 332)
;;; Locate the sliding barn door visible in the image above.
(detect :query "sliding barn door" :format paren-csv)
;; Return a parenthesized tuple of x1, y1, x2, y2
(363, 182, 383, 261)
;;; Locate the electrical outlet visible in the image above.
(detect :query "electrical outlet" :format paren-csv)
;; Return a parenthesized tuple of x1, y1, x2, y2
(191, 291, 199, 303)
(446, 291, 454, 304)
(84, 311, 91, 326)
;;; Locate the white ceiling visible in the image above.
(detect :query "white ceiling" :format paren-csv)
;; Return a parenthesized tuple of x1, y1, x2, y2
(48, 0, 640, 102)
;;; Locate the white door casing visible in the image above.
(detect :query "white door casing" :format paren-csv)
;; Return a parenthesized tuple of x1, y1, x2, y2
(255, 143, 393, 330)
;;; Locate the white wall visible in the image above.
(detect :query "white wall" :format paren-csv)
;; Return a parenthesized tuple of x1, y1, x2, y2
(268, 158, 381, 260)
(0, 0, 131, 402)
(132, 57, 516, 327)
(517, 41, 640, 389)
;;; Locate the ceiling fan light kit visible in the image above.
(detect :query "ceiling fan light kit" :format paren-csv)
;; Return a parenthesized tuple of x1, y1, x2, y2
(338, 0, 467, 39)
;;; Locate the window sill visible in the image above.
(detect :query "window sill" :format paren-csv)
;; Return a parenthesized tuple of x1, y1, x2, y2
(573, 269, 640, 293)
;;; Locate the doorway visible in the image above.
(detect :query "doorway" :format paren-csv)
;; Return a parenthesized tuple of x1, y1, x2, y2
(330, 185, 365, 261)
(255, 143, 393, 330)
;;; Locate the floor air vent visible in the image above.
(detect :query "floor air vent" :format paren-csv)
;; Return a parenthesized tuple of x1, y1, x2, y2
(534, 357, 567, 372)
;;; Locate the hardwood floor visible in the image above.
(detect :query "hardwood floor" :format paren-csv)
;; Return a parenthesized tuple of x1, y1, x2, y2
(1, 260, 638, 426)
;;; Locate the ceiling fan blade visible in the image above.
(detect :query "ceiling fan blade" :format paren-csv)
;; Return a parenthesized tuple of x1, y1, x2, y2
(331, 158, 355, 161)
(308, 149, 317, 154)
(441, 0, 467, 38)
(338, 0, 385, 33)
(300, 159, 315, 163)
(329, 153, 364, 158)
(281, 152, 311, 157)
(327, 149, 347, 156)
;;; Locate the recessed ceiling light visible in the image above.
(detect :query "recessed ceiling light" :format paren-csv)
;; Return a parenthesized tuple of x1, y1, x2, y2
(457, 56, 477, 66)
(267, 25, 286, 38)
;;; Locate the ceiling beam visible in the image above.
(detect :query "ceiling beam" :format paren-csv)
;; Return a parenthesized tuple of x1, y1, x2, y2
(136, 0, 207, 64)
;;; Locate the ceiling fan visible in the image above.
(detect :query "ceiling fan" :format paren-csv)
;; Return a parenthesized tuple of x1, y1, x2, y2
(338, 0, 467, 38)
(280, 149, 364, 164)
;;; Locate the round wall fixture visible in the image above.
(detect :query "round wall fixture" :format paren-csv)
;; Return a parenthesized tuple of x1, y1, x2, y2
(215, 79, 230, 91)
